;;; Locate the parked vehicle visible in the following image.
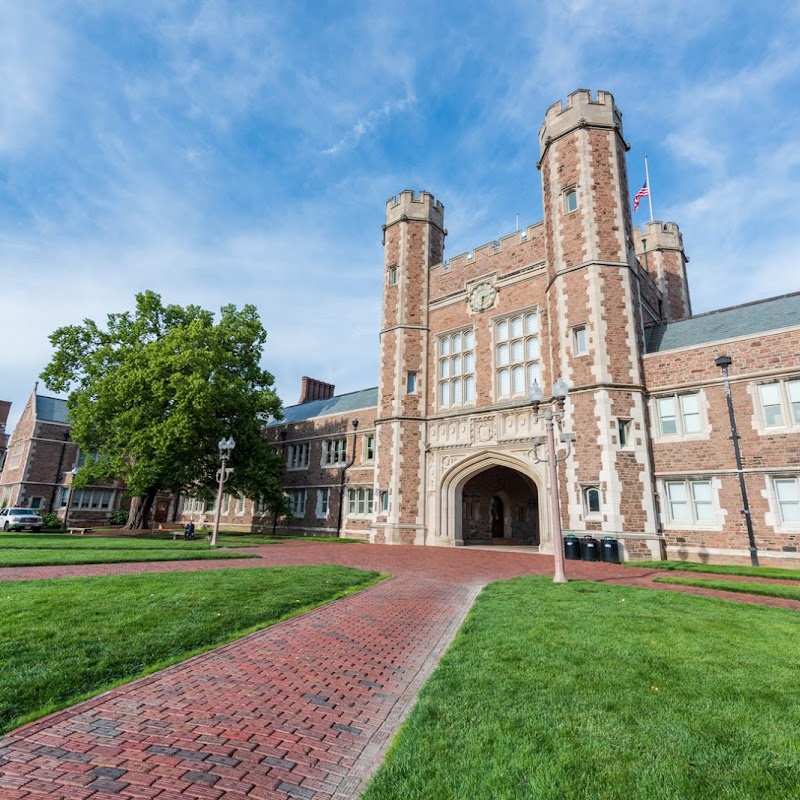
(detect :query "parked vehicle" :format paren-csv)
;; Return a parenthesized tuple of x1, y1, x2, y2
(0, 508, 44, 532)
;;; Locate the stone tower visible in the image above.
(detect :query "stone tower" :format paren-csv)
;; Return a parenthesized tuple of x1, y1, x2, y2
(372, 191, 445, 545)
(538, 89, 660, 553)
(633, 221, 691, 322)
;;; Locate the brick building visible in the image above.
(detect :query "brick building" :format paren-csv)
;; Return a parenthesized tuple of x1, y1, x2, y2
(0, 387, 125, 526)
(232, 88, 799, 566)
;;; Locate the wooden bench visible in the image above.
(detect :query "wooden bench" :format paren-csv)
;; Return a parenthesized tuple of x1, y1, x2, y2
(172, 529, 212, 541)
(67, 527, 92, 535)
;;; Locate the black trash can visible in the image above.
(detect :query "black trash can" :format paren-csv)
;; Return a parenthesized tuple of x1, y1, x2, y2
(580, 536, 600, 561)
(564, 534, 581, 561)
(601, 536, 621, 564)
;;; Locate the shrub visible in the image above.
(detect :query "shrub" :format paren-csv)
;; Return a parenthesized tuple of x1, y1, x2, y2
(41, 512, 62, 529)
(109, 509, 128, 525)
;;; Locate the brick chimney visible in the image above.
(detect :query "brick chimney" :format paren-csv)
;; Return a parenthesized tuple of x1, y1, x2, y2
(298, 377, 335, 404)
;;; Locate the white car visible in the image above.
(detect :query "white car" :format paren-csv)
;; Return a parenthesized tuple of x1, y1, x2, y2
(0, 508, 44, 532)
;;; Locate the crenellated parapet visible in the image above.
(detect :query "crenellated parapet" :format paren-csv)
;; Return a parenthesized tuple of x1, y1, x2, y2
(538, 89, 626, 161)
(632, 221, 685, 254)
(430, 223, 543, 272)
(385, 190, 444, 229)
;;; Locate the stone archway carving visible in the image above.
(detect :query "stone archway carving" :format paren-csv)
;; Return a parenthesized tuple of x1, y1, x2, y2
(436, 450, 544, 546)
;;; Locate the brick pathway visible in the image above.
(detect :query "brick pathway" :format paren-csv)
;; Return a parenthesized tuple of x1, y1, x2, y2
(0, 543, 798, 800)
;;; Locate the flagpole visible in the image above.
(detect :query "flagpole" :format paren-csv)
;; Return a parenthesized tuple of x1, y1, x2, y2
(644, 155, 654, 222)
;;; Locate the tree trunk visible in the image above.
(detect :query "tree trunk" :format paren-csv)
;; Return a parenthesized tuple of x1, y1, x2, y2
(123, 488, 158, 530)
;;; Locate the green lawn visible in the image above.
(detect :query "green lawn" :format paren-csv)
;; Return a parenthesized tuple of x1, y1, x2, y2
(0, 565, 381, 733)
(362, 577, 800, 800)
(654, 575, 800, 602)
(0, 534, 259, 566)
(631, 560, 800, 581)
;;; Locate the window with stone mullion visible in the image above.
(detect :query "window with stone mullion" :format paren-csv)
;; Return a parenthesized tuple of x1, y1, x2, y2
(438, 328, 475, 408)
(495, 312, 540, 400)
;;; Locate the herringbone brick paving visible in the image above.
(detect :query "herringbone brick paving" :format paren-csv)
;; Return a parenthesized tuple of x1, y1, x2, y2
(0, 542, 797, 799)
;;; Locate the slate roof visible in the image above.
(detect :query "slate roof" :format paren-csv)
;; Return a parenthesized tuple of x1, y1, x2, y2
(35, 395, 69, 424)
(645, 292, 800, 354)
(270, 387, 378, 426)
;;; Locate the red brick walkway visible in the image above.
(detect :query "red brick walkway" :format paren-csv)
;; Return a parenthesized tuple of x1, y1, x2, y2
(0, 543, 798, 800)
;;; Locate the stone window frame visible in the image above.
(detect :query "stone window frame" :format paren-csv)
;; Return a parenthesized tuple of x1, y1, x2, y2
(316, 488, 330, 518)
(582, 485, 602, 520)
(363, 434, 375, 463)
(235, 494, 246, 515)
(493, 308, 541, 403)
(322, 438, 348, 466)
(564, 186, 579, 214)
(436, 326, 477, 410)
(347, 486, 374, 517)
(766, 475, 800, 532)
(406, 371, 418, 394)
(287, 442, 310, 470)
(753, 377, 800, 434)
(379, 490, 389, 513)
(616, 418, 633, 449)
(572, 324, 588, 356)
(388, 265, 398, 286)
(8, 440, 24, 470)
(651, 391, 708, 441)
(288, 489, 306, 518)
(222, 494, 231, 515)
(658, 477, 722, 530)
(71, 488, 114, 512)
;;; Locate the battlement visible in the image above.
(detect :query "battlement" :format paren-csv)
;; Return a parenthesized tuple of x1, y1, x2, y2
(385, 190, 444, 227)
(538, 89, 623, 154)
(430, 222, 543, 272)
(633, 221, 684, 252)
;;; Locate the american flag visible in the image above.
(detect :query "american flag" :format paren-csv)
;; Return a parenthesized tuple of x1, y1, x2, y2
(633, 180, 649, 212)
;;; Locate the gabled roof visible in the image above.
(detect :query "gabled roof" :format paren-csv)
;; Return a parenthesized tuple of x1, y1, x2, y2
(35, 395, 69, 424)
(646, 292, 800, 353)
(270, 387, 378, 426)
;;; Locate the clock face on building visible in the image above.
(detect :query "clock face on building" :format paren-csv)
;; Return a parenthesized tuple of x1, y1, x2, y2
(469, 282, 496, 312)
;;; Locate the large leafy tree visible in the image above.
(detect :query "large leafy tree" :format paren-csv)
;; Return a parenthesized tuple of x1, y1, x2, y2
(40, 291, 285, 528)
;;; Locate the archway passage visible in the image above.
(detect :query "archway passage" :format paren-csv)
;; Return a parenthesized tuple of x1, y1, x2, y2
(461, 466, 539, 546)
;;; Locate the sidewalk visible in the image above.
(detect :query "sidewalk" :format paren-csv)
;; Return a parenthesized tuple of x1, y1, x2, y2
(0, 543, 797, 800)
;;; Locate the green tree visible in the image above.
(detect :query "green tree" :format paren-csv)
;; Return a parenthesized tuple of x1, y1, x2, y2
(40, 291, 284, 529)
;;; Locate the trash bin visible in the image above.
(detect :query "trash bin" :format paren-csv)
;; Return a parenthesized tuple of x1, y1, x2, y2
(564, 534, 581, 560)
(580, 536, 600, 561)
(601, 536, 621, 564)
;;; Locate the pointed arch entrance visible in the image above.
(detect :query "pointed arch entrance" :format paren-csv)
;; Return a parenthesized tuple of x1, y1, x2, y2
(439, 452, 542, 546)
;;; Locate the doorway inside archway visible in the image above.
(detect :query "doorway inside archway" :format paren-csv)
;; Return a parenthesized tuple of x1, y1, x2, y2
(461, 465, 539, 545)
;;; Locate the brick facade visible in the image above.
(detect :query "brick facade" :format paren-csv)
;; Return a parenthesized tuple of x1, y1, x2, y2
(256, 89, 800, 568)
(7, 88, 798, 567)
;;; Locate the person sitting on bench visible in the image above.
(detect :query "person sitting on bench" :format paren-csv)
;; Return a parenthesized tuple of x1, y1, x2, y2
(184, 521, 195, 540)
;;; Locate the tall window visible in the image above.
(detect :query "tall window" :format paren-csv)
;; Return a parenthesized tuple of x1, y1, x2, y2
(364, 434, 375, 462)
(316, 488, 330, 518)
(655, 393, 702, 437)
(496, 312, 541, 400)
(348, 487, 374, 516)
(407, 371, 417, 394)
(235, 494, 246, 515)
(583, 486, 601, 516)
(572, 325, 588, 356)
(565, 188, 578, 213)
(617, 419, 633, 448)
(71, 489, 114, 511)
(438, 328, 476, 408)
(773, 478, 800, 524)
(288, 490, 306, 518)
(323, 438, 347, 466)
(388, 266, 398, 286)
(758, 379, 800, 428)
(287, 442, 310, 470)
(664, 480, 713, 524)
(8, 441, 23, 470)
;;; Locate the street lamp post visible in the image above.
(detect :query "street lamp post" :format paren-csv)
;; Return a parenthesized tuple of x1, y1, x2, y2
(211, 436, 235, 547)
(529, 378, 575, 584)
(63, 467, 78, 531)
(714, 356, 759, 567)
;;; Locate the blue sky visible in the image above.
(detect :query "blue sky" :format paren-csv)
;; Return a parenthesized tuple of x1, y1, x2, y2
(2, 1, 800, 429)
